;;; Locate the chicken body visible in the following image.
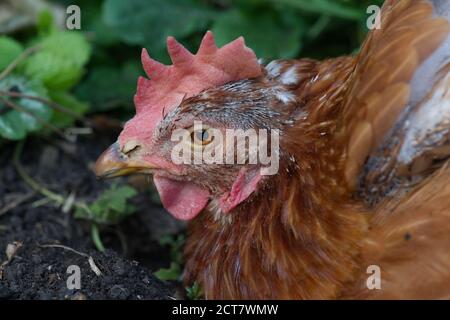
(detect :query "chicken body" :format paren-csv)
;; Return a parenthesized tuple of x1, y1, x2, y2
(184, 0, 450, 299)
(182, 57, 367, 299)
(96, 0, 450, 299)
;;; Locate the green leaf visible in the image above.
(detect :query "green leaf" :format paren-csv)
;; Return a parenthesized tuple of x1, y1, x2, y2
(91, 223, 106, 252)
(0, 76, 50, 140)
(81, 1, 122, 46)
(21, 31, 91, 90)
(48, 91, 89, 128)
(37, 10, 55, 37)
(75, 61, 142, 112)
(186, 282, 203, 300)
(42, 32, 91, 65)
(154, 262, 181, 281)
(102, 0, 216, 59)
(75, 184, 138, 225)
(212, 9, 303, 59)
(265, 0, 363, 20)
(158, 234, 185, 265)
(0, 37, 23, 71)
(23, 52, 81, 91)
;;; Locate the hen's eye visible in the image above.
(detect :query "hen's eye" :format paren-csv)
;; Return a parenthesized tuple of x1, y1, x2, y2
(191, 128, 214, 146)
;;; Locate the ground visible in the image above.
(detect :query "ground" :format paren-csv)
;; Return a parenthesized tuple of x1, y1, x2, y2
(0, 129, 185, 300)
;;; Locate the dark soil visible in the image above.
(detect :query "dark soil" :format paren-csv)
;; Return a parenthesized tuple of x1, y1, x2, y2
(0, 130, 185, 300)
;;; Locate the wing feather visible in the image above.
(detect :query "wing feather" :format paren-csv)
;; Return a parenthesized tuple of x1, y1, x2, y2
(339, 0, 450, 190)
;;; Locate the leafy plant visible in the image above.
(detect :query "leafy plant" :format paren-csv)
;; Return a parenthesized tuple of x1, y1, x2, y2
(212, 7, 304, 59)
(154, 262, 182, 282)
(0, 76, 50, 140)
(75, 183, 138, 252)
(21, 31, 91, 91)
(48, 91, 89, 128)
(75, 184, 138, 225)
(186, 282, 203, 300)
(0, 11, 91, 141)
(99, 0, 380, 62)
(75, 61, 142, 112)
(0, 37, 23, 71)
(103, 0, 216, 61)
(154, 234, 185, 281)
(265, 0, 364, 20)
(154, 234, 203, 298)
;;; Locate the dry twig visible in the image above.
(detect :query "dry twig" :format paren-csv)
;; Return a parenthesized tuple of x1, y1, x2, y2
(0, 46, 39, 81)
(0, 90, 93, 128)
(0, 97, 71, 142)
(39, 244, 103, 276)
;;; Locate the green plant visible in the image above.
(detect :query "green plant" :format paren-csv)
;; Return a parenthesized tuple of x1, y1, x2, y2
(0, 11, 91, 141)
(0, 76, 50, 140)
(75, 184, 138, 224)
(100, 0, 383, 60)
(75, 184, 138, 251)
(154, 234, 205, 298)
(154, 234, 185, 281)
(186, 282, 203, 300)
(0, 37, 23, 71)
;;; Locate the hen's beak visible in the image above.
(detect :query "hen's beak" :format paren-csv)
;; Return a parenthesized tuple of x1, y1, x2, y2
(94, 142, 151, 178)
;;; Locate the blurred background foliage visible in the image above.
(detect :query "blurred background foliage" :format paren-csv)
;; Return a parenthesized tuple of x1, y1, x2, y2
(0, 0, 383, 141)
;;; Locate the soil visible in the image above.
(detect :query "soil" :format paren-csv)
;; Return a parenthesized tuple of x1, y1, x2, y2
(0, 129, 185, 300)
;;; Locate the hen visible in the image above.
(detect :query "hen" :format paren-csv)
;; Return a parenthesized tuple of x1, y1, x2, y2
(95, 0, 450, 299)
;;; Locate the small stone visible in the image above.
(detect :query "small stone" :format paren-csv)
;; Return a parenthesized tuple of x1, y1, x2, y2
(6, 241, 22, 261)
(70, 292, 87, 300)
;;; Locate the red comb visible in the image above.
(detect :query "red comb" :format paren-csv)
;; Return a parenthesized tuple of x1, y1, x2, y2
(134, 31, 262, 115)
(118, 32, 261, 144)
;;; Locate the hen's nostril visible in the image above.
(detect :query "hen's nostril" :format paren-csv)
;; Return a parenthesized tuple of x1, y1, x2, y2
(121, 140, 141, 155)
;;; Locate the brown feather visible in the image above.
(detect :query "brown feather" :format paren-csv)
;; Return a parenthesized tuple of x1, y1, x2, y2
(344, 164, 450, 299)
(340, 0, 449, 189)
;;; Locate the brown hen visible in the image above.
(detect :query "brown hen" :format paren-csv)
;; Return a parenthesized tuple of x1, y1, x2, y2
(95, 0, 450, 299)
